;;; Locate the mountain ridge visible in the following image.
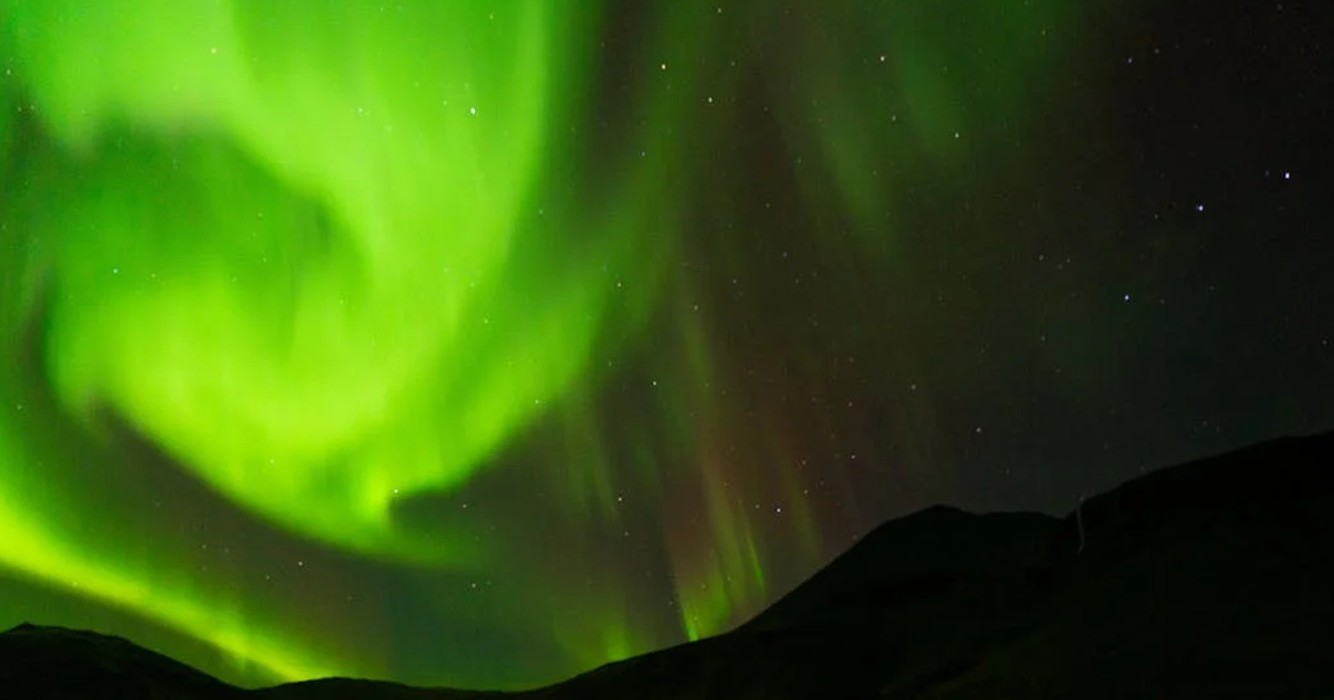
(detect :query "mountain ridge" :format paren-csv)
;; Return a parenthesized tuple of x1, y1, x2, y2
(3, 429, 1332, 698)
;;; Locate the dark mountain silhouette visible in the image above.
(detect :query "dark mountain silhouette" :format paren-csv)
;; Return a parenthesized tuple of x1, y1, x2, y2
(0, 622, 242, 700)
(4, 430, 1332, 698)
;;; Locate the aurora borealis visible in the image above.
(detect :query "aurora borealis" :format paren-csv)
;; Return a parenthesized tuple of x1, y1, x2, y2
(2, 0, 1332, 691)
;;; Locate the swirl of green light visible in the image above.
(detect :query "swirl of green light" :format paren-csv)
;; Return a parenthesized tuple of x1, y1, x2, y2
(2, 0, 628, 563)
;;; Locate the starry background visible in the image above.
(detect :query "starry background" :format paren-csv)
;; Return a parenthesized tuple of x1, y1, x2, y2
(0, 0, 1330, 691)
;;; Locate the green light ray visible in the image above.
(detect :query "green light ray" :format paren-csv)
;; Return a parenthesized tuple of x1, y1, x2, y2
(0, 405, 355, 684)
(783, 0, 1077, 259)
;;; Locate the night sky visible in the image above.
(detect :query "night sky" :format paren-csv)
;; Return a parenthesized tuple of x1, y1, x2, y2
(1, 0, 1331, 691)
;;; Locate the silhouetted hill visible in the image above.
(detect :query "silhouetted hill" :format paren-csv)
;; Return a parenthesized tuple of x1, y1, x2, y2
(3, 430, 1332, 698)
(532, 430, 1334, 699)
(0, 622, 242, 700)
(739, 505, 1060, 634)
(251, 678, 508, 700)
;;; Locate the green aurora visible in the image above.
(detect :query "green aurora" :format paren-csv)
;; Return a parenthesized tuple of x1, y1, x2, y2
(0, 0, 1085, 689)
